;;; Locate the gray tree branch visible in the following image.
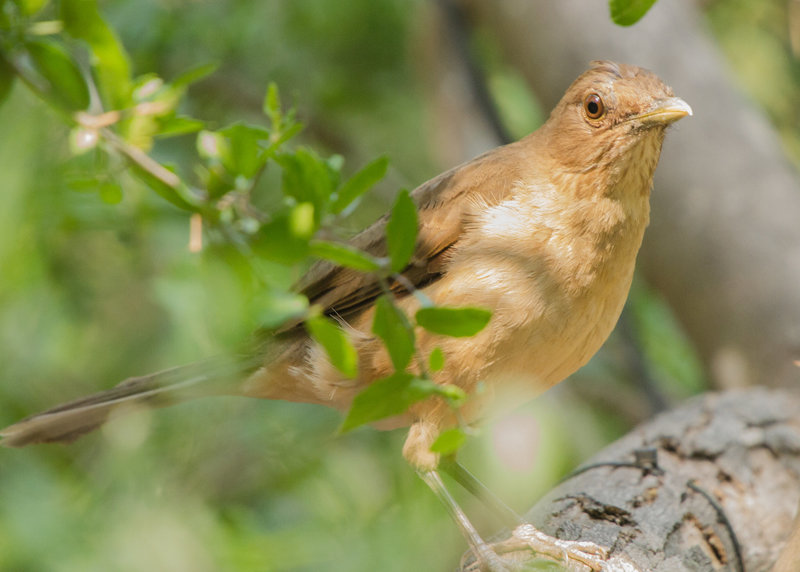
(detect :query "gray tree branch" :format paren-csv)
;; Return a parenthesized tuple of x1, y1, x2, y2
(460, 389, 800, 571)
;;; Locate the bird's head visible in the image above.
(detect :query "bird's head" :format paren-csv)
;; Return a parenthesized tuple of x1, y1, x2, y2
(542, 61, 691, 185)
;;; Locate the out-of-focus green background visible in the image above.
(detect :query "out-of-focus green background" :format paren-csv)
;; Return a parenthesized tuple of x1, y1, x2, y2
(0, 0, 795, 570)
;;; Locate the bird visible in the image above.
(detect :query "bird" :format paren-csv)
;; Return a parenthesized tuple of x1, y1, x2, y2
(1, 61, 691, 570)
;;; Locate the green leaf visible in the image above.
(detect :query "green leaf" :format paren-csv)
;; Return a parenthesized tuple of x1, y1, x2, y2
(253, 213, 311, 264)
(416, 306, 492, 338)
(156, 116, 205, 138)
(340, 372, 416, 432)
(98, 181, 123, 204)
(289, 202, 315, 238)
(262, 82, 302, 150)
(386, 189, 417, 272)
(12, 0, 48, 16)
(436, 383, 467, 407)
(310, 240, 381, 272)
(253, 289, 308, 329)
(278, 148, 339, 219)
(66, 174, 101, 192)
(197, 164, 233, 201)
(263, 82, 282, 125)
(341, 373, 464, 432)
(219, 123, 270, 178)
(306, 315, 358, 379)
(608, 0, 658, 26)
(60, 0, 132, 109)
(404, 376, 440, 402)
(430, 428, 467, 455)
(25, 39, 90, 111)
(169, 62, 218, 91)
(372, 296, 415, 371)
(406, 377, 466, 406)
(128, 161, 194, 211)
(428, 347, 445, 372)
(331, 156, 389, 214)
(265, 121, 303, 151)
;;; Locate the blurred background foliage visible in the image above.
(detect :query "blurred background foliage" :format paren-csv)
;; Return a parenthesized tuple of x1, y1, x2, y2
(0, 0, 796, 570)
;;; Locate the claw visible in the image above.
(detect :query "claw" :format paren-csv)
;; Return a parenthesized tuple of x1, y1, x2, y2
(460, 523, 641, 572)
(511, 523, 607, 569)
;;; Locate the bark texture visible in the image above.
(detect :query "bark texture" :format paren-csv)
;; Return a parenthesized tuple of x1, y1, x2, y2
(461, 389, 800, 571)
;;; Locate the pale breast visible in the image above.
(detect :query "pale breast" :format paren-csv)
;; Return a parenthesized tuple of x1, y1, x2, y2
(433, 178, 650, 397)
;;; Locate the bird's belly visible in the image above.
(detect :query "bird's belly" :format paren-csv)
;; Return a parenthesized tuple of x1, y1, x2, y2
(435, 250, 636, 406)
(493, 287, 625, 390)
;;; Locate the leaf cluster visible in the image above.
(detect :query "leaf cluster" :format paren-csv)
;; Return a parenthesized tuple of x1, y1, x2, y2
(0, 0, 493, 458)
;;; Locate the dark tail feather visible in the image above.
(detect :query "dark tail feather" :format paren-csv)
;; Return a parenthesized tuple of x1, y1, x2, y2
(1, 356, 260, 447)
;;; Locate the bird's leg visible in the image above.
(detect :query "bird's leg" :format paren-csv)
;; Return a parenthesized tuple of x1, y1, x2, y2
(418, 469, 513, 571)
(441, 458, 523, 528)
(421, 465, 612, 571)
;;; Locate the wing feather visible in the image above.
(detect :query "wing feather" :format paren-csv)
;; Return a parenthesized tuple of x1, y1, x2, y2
(282, 138, 532, 331)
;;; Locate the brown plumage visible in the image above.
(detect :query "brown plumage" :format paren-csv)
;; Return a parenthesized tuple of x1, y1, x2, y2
(245, 60, 691, 469)
(1, 61, 690, 570)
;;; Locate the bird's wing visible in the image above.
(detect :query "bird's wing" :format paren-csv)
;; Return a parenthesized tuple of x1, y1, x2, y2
(281, 140, 528, 332)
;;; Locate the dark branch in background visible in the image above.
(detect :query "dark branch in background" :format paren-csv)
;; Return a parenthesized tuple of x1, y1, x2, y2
(435, 0, 513, 146)
(617, 307, 669, 413)
(434, 0, 669, 414)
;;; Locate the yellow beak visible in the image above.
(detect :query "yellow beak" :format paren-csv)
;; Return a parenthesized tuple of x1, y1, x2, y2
(635, 97, 693, 125)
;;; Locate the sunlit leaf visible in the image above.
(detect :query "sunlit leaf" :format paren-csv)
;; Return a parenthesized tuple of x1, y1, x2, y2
(12, 0, 48, 16)
(372, 295, 415, 371)
(430, 428, 467, 455)
(263, 81, 300, 138)
(415, 306, 492, 338)
(406, 377, 466, 406)
(608, 0, 658, 26)
(428, 347, 445, 372)
(435, 383, 467, 407)
(386, 189, 417, 272)
(98, 181, 123, 204)
(25, 39, 89, 110)
(331, 156, 388, 214)
(306, 315, 358, 379)
(263, 82, 282, 126)
(289, 202, 316, 238)
(310, 240, 381, 272)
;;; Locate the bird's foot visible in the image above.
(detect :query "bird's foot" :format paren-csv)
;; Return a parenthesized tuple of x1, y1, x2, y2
(462, 523, 640, 571)
(507, 523, 607, 569)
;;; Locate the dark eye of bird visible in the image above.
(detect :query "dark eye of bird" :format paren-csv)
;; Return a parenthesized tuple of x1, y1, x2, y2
(583, 93, 605, 120)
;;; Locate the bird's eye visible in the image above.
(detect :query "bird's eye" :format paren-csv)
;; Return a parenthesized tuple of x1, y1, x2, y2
(583, 93, 605, 119)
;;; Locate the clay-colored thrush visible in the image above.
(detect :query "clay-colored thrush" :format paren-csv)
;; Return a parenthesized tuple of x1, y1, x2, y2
(1, 61, 690, 570)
